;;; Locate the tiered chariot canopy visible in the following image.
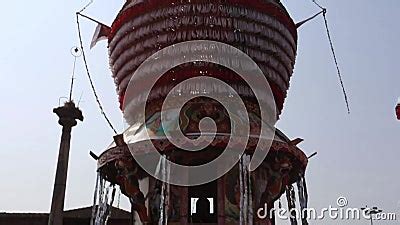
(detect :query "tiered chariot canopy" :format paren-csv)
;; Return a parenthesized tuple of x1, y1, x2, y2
(93, 0, 310, 224)
(108, 0, 298, 115)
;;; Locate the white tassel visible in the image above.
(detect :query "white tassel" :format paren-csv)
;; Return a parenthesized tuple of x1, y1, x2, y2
(240, 155, 253, 225)
(90, 172, 100, 225)
(159, 156, 170, 225)
(239, 156, 244, 225)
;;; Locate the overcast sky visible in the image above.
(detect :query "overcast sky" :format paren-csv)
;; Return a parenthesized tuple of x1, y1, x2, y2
(0, 0, 399, 224)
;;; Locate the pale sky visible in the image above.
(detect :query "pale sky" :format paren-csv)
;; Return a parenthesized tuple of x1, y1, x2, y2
(0, 1, 399, 224)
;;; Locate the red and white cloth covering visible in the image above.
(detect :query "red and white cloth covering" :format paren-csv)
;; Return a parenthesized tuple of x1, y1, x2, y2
(107, 0, 298, 115)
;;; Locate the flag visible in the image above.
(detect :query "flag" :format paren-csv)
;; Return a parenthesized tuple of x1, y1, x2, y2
(90, 23, 111, 49)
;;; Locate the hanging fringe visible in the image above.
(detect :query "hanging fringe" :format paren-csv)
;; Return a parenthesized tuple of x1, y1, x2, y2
(158, 157, 164, 225)
(96, 181, 109, 225)
(104, 186, 117, 224)
(239, 156, 245, 225)
(246, 156, 253, 225)
(286, 185, 298, 225)
(296, 174, 309, 225)
(116, 187, 121, 209)
(90, 173, 116, 225)
(165, 156, 171, 225)
(158, 155, 170, 225)
(302, 175, 309, 213)
(95, 176, 105, 225)
(90, 172, 101, 225)
(239, 155, 253, 225)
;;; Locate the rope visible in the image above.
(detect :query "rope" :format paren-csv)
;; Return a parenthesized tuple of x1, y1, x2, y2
(76, 13, 118, 134)
(311, 0, 351, 113)
(69, 54, 78, 101)
(77, 12, 108, 26)
(79, 0, 94, 13)
(296, 10, 324, 28)
(311, 0, 324, 10)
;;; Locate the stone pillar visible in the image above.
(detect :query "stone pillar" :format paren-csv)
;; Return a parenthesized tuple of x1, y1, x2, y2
(48, 101, 83, 225)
